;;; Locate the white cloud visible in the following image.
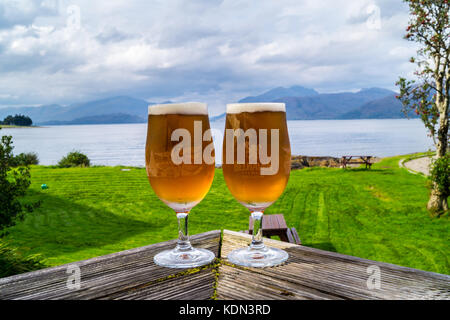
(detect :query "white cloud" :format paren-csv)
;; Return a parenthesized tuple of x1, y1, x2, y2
(0, 0, 418, 114)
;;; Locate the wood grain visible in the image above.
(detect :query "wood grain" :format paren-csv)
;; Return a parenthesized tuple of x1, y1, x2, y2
(217, 230, 450, 300)
(1, 229, 448, 300)
(0, 230, 221, 300)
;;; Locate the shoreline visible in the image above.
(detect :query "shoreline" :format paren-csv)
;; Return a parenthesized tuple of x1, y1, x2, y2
(29, 154, 427, 170)
(0, 125, 41, 129)
(0, 118, 425, 128)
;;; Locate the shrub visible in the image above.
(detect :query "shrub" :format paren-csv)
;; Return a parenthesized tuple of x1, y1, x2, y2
(429, 154, 450, 198)
(0, 130, 42, 278)
(58, 151, 90, 168)
(10, 152, 39, 167)
(0, 242, 45, 278)
(0, 134, 33, 229)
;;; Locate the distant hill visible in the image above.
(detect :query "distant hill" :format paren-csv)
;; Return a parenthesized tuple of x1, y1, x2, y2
(354, 88, 397, 100)
(0, 104, 67, 123)
(225, 86, 407, 120)
(0, 96, 154, 125)
(277, 88, 399, 120)
(239, 85, 319, 103)
(338, 95, 416, 119)
(59, 96, 151, 121)
(40, 113, 146, 125)
(210, 113, 226, 122)
(0, 87, 415, 124)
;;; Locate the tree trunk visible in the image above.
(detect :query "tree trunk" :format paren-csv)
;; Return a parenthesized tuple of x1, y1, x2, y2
(427, 186, 448, 217)
(427, 92, 449, 217)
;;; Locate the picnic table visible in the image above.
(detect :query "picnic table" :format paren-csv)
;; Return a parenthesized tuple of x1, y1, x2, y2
(0, 230, 449, 300)
(244, 214, 301, 245)
(341, 156, 373, 169)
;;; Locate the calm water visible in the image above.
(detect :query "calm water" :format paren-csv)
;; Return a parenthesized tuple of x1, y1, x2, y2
(1, 119, 433, 167)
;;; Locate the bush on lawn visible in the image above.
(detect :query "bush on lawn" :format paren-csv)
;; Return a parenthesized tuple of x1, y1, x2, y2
(10, 152, 39, 167)
(58, 151, 90, 168)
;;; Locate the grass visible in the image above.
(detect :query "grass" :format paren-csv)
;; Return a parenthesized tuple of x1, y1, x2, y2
(0, 125, 37, 129)
(2, 155, 449, 275)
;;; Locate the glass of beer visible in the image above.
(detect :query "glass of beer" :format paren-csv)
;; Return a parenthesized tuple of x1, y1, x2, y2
(222, 103, 291, 267)
(146, 102, 216, 268)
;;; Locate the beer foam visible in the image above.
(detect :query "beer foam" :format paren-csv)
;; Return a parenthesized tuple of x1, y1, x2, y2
(226, 103, 286, 114)
(148, 102, 208, 115)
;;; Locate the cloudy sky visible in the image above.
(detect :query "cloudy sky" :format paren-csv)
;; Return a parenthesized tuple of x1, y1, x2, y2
(0, 0, 418, 115)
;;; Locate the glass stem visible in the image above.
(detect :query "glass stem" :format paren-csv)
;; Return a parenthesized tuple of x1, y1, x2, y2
(250, 211, 265, 250)
(176, 212, 193, 252)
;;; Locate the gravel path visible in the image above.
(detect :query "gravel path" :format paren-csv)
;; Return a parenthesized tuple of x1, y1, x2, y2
(403, 156, 435, 176)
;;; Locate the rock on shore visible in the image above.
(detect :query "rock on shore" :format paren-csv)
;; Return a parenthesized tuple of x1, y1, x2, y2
(291, 156, 342, 169)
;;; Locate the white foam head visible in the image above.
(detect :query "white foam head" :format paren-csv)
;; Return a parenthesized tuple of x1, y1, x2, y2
(226, 103, 286, 114)
(148, 102, 208, 115)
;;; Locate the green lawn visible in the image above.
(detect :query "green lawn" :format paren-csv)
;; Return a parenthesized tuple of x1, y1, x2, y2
(2, 155, 449, 275)
(0, 125, 22, 129)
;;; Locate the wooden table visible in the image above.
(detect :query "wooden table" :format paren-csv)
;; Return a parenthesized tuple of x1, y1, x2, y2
(1, 230, 449, 300)
(341, 156, 373, 169)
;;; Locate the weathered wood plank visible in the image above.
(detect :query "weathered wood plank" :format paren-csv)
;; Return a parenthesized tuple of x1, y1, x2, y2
(0, 230, 221, 300)
(218, 230, 450, 300)
(218, 265, 342, 300)
(103, 268, 216, 300)
(2, 229, 448, 300)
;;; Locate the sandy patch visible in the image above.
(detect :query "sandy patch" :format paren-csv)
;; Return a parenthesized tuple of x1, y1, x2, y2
(403, 156, 435, 176)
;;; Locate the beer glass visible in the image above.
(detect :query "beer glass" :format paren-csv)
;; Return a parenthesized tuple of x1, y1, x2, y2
(146, 102, 216, 268)
(222, 103, 291, 267)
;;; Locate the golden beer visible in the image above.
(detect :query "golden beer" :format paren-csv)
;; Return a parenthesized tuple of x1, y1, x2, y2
(222, 105, 291, 207)
(222, 103, 291, 268)
(146, 102, 216, 268)
(145, 103, 215, 209)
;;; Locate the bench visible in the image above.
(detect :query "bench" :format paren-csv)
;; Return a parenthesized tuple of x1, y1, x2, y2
(240, 214, 301, 245)
(341, 156, 373, 169)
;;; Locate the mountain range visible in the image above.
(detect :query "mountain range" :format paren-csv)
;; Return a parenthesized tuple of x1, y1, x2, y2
(0, 86, 414, 125)
(271, 87, 410, 120)
(0, 96, 153, 124)
(239, 85, 319, 103)
(40, 113, 146, 125)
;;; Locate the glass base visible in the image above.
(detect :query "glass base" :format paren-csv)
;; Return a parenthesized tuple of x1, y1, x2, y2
(227, 246, 289, 268)
(154, 247, 215, 269)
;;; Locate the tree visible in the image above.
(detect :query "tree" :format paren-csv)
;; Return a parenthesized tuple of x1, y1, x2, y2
(0, 129, 43, 277)
(1, 114, 33, 127)
(396, 0, 449, 216)
(0, 130, 32, 229)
